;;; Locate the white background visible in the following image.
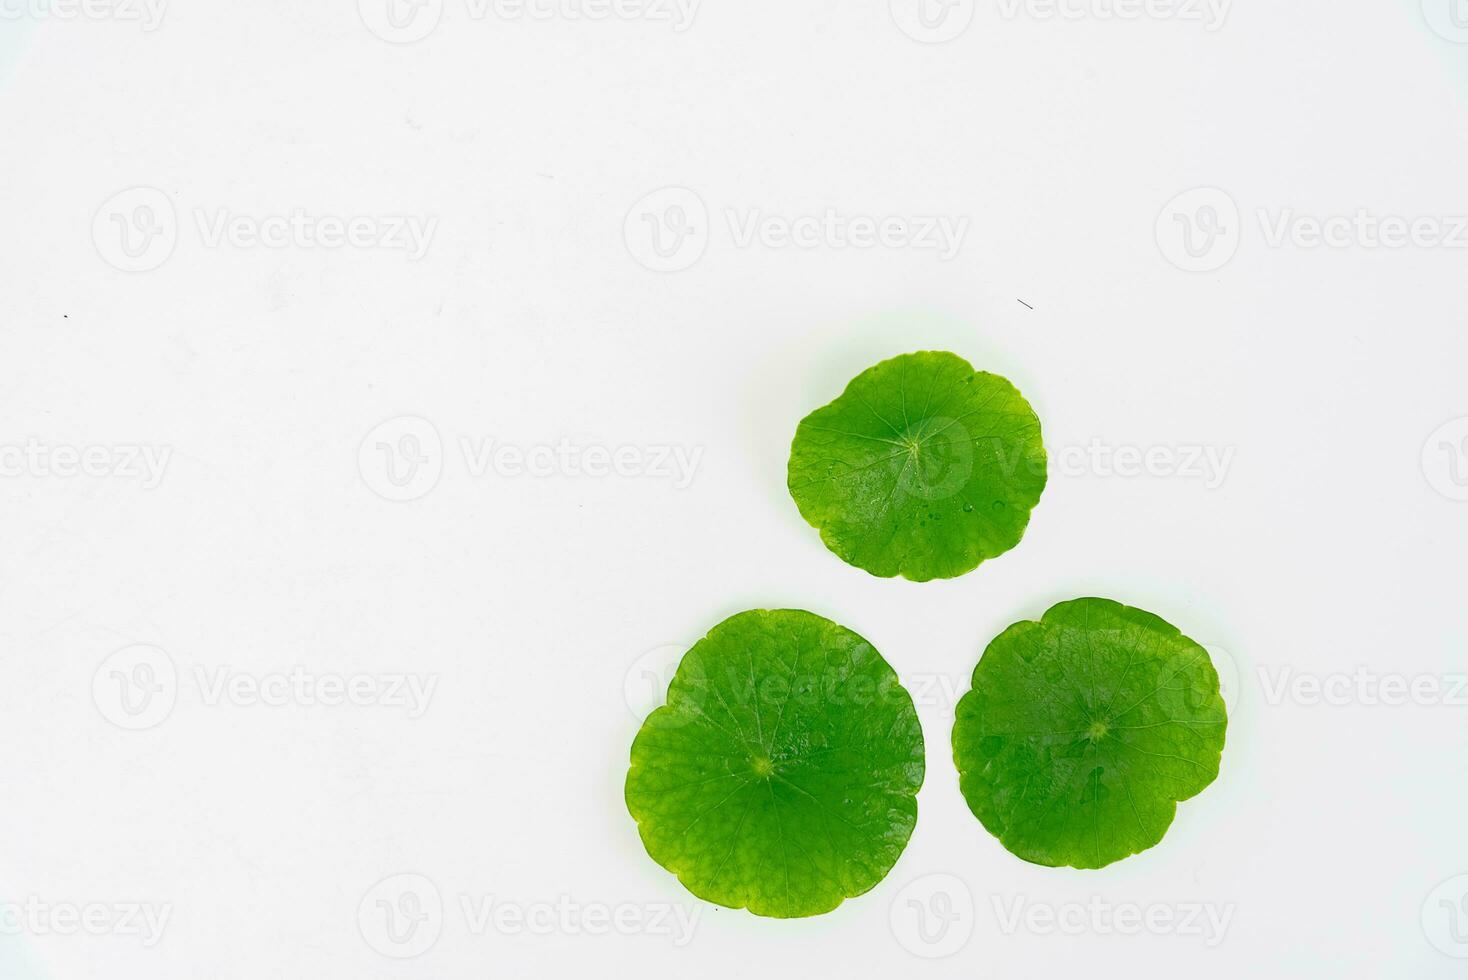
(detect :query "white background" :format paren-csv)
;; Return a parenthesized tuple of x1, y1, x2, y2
(2, 1, 1467, 977)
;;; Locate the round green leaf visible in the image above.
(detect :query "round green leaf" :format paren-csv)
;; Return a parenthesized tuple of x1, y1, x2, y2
(786, 351, 1047, 582)
(625, 609, 925, 918)
(952, 598, 1227, 869)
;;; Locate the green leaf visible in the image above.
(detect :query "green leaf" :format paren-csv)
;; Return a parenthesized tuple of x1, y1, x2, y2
(625, 609, 925, 918)
(952, 598, 1227, 869)
(786, 351, 1047, 582)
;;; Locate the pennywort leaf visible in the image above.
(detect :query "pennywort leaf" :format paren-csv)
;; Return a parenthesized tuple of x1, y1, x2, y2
(952, 598, 1227, 869)
(786, 351, 1046, 582)
(625, 609, 925, 918)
